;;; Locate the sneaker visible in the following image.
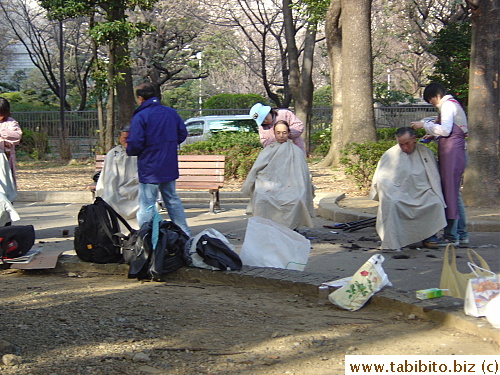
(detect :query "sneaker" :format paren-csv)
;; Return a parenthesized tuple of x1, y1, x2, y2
(436, 238, 459, 247)
(458, 238, 469, 247)
(422, 240, 439, 249)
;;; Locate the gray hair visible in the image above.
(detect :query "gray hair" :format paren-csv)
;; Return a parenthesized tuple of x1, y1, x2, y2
(395, 127, 415, 138)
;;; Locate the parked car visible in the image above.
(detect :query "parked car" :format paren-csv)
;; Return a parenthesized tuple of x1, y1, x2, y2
(181, 115, 258, 145)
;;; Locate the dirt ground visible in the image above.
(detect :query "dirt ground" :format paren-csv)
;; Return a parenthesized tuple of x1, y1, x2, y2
(0, 271, 498, 375)
(15, 159, 364, 196)
(5, 160, 498, 374)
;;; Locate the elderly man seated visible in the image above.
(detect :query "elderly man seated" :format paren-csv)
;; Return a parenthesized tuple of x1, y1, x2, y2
(95, 125, 139, 220)
(369, 127, 446, 250)
(241, 120, 314, 229)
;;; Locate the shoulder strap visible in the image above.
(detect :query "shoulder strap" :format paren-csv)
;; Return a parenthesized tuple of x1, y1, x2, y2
(93, 198, 133, 246)
(95, 197, 134, 233)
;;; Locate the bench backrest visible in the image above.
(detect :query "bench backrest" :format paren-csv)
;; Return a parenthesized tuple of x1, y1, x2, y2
(94, 154, 106, 171)
(93, 154, 225, 187)
(177, 155, 225, 188)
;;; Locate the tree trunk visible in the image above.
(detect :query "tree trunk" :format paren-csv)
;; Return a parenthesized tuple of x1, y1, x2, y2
(321, 0, 343, 167)
(462, 0, 499, 206)
(116, 43, 136, 128)
(282, 0, 316, 155)
(297, 25, 316, 155)
(96, 96, 105, 155)
(341, 0, 376, 144)
(90, 15, 105, 155)
(105, 41, 116, 152)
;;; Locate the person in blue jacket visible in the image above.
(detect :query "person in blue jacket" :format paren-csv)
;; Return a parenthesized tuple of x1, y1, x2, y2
(126, 82, 191, 236)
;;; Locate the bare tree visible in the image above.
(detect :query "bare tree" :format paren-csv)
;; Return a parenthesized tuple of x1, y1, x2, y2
(199, 0, 324, 154)
(200, 0, 292, 107)
(0, 12, 14, 73)
(130, 1, 209, 99)
(282, 0, 317, 152)
(462, 0, 499, 206)
(371, 0, 469, 95)
(0, 0, 93, 110)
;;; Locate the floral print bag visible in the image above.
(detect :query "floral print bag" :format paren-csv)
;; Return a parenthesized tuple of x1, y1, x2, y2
(328, 254, 392, 311)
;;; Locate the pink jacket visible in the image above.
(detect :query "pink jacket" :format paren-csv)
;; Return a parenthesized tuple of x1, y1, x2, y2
(0, 117, 23, 184)
(258, 109, 305, 153)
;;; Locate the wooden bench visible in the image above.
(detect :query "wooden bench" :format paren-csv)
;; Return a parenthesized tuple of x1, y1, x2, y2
(87, 154, 105, 195)
(88, 154, 225, 213)
(177, 154, 225, 213)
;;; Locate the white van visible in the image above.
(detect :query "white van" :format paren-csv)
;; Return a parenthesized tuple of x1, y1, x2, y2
(182, 115, 258, 145)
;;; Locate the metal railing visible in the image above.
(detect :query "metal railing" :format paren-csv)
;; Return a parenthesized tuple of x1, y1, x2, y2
(14, 106, 438, 156)
(14, 106, 437, 137)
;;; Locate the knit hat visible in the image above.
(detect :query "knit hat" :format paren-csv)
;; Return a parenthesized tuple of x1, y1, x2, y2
(249, 103, 272, 126)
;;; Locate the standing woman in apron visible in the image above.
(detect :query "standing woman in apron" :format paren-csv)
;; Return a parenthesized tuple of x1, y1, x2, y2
(411, 83, 468, 246)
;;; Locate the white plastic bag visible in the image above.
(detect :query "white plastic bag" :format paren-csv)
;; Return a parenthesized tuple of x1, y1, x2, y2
(484, 294, 500, 328)
(328, 254, 392, 311)
(464, 263, 499, 318)
(239, 216, 311, 271)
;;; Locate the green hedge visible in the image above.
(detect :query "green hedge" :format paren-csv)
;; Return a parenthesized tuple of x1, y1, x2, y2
(179, 132, 262, 179)
(17, 129, 51, 160)
(339, 141, 395, 191)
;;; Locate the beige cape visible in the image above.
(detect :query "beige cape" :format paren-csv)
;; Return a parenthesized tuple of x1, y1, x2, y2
(241, 140, 314, 229)
(369, 143, 446, 249)
(95, 145, 139, 220)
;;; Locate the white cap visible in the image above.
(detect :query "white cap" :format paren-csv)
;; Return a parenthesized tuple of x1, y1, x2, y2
(249, 103, 272, 126)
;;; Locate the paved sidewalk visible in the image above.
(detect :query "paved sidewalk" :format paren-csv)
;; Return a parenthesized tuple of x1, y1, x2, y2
(7, 191, 500, 342)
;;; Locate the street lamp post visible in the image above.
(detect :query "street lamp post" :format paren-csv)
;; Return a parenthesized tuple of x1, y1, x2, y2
(196, 52, 202, 116)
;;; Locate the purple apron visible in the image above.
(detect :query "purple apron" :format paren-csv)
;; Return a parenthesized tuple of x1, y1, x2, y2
(438, 123, 466, 220)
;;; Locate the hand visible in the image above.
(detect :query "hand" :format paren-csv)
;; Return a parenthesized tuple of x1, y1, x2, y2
(411, 121, 424, 129)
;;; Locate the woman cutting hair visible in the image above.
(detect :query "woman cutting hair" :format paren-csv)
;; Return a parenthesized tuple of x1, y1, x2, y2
(249, 103, 305, 154)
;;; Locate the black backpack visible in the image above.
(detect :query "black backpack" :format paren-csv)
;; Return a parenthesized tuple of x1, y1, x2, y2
(74, 197, 136, 264)
(127, 220, 189, 281)
(0, 225, 36, 260)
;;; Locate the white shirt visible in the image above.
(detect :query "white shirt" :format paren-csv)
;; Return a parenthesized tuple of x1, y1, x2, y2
(423, 95, 468, 137)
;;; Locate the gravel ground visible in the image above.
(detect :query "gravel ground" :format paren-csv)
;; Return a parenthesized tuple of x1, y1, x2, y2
(7, 160, 498, 374)
(0, 271, 498, 374)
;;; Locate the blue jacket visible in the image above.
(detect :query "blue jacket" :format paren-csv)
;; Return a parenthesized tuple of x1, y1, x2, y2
(126, 97, 187, 184)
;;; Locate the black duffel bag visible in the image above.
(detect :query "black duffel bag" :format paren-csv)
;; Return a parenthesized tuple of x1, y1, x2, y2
(0, 225, 35, 259)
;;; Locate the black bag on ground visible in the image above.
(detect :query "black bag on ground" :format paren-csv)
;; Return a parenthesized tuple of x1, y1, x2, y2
(0, 225, 35, 259)
(183, 229, 242, 271)
(74, 197, 136, 264)
(194, 234, 242, 271)
(127, 220, 189, 281)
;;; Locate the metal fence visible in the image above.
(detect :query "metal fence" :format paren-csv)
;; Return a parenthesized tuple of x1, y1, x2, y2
(13, 106, 437, 156)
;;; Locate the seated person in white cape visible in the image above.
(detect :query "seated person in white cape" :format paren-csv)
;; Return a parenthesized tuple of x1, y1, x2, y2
(0, 152, 19, 226)
(95, 125, 139, 220)
(241, 120, 314, 229)
(369, 127, 446, 250)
